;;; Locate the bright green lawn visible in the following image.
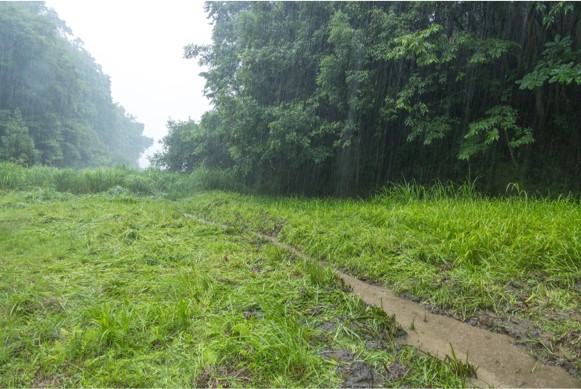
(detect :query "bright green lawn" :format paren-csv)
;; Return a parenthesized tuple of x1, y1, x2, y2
(0, 189, 466, 387)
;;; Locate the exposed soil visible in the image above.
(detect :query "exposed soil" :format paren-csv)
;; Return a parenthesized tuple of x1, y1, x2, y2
(260, 234, 581, 388)
(188, 214, 581, 388)
(466, 310, 580, 377)
(321, 349, 385, 388)
(337, 272, 580, 388)
(340, 361, 385, 388)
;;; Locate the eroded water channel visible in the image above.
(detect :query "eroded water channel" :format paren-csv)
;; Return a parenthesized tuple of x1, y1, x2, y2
(188, 214, 580, 388)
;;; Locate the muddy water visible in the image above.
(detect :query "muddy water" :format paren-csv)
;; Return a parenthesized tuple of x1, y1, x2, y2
(187, 215, 579, 387)
(339, 273, 579, 388)
(259, 235, 580, 388)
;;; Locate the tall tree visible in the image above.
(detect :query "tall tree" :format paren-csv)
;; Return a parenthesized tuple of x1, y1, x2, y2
(0, 2, 152, 168)
(178, 1, 580, 195)
(0, 109, 37, 165)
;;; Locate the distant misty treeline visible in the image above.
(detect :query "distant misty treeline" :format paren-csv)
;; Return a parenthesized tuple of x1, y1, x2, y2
(0, 3, 152, 168)
(153, 1, 580, 195)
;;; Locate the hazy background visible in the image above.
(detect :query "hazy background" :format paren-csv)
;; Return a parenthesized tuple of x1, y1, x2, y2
(44, 0, 213, 167)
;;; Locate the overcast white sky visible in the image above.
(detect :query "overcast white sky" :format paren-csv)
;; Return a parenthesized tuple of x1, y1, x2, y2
(44, 0, 214, 167)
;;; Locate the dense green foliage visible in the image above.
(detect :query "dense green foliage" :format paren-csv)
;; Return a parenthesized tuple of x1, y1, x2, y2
(0, 2, 152, 168)
(151, 111, 231, 172)
(156, 1, 580, 195)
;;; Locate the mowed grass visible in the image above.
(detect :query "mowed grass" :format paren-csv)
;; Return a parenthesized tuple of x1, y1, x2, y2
(182, 188, 581, 374)
(0, 188, 466, 387)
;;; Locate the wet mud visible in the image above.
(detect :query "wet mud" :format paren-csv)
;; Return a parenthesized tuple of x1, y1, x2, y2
(187, 214, 580, 387)
(466, 310, 579, 377)
(259, 234, 580, 388)
(321, 350, 385, 388)
(338, 272, 579, 388)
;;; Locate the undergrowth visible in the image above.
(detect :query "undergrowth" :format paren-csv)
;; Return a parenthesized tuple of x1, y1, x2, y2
(1, 163, 579, 380)
(0, 162, 218, 199)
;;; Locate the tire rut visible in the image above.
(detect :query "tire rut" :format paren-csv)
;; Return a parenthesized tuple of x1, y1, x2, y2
(186, 214, 580, 388)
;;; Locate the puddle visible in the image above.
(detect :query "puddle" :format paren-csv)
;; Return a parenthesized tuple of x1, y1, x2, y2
(187, 214, 580, 388)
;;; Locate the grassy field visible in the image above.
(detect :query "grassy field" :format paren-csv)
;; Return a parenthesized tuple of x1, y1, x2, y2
(0, 185, 466, 386)
(182, 186, 581, 375)
(1, 163, 579, 385)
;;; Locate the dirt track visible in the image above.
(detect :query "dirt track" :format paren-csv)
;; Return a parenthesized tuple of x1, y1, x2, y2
(260, 234, 580, 388)
(188, 214, 580, 388)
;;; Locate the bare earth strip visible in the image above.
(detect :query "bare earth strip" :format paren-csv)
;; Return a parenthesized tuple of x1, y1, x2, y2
(188, 215, 580, 388)
(337, 272, 579, 388)
(260, 236, 580, 388)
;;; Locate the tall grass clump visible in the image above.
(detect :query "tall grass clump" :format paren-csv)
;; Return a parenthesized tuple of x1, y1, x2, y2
(0, 162, 22, 189)
(1, 163, 195, 197)
(140, 168, 199, 199)
(303, 259, 337, 287)
(53, 168, 128, 193)
(0, 163, 140, 194)
(252, 307, 317, 383)
(190, 166, 246, 193)
(0, 162, 57, 190)
(1, 163, 249, 198)
(376, 179, 481, 203)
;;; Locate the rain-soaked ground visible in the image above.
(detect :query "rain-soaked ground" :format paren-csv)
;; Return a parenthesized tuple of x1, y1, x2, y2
(337, 272, 579, 388)
(260, 236, 580, 388)
(190, 214, 580, 388)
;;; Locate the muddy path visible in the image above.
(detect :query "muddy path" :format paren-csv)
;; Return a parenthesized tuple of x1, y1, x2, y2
(187, 215, 580, 387)
(261, 235, 580, 388)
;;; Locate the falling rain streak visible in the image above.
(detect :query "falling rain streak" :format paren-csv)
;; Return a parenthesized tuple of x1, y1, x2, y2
(154, 2, 581, 196)
(0, 2, 152, 168)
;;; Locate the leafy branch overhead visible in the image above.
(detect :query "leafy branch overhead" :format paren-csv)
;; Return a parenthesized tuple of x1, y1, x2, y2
(459, 106, 534, 168)
(517, 35, 581, 89)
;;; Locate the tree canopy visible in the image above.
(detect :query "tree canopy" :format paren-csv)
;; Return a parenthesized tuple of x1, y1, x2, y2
(164, 2, 579, 195)
(0, 2, 152, 168)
